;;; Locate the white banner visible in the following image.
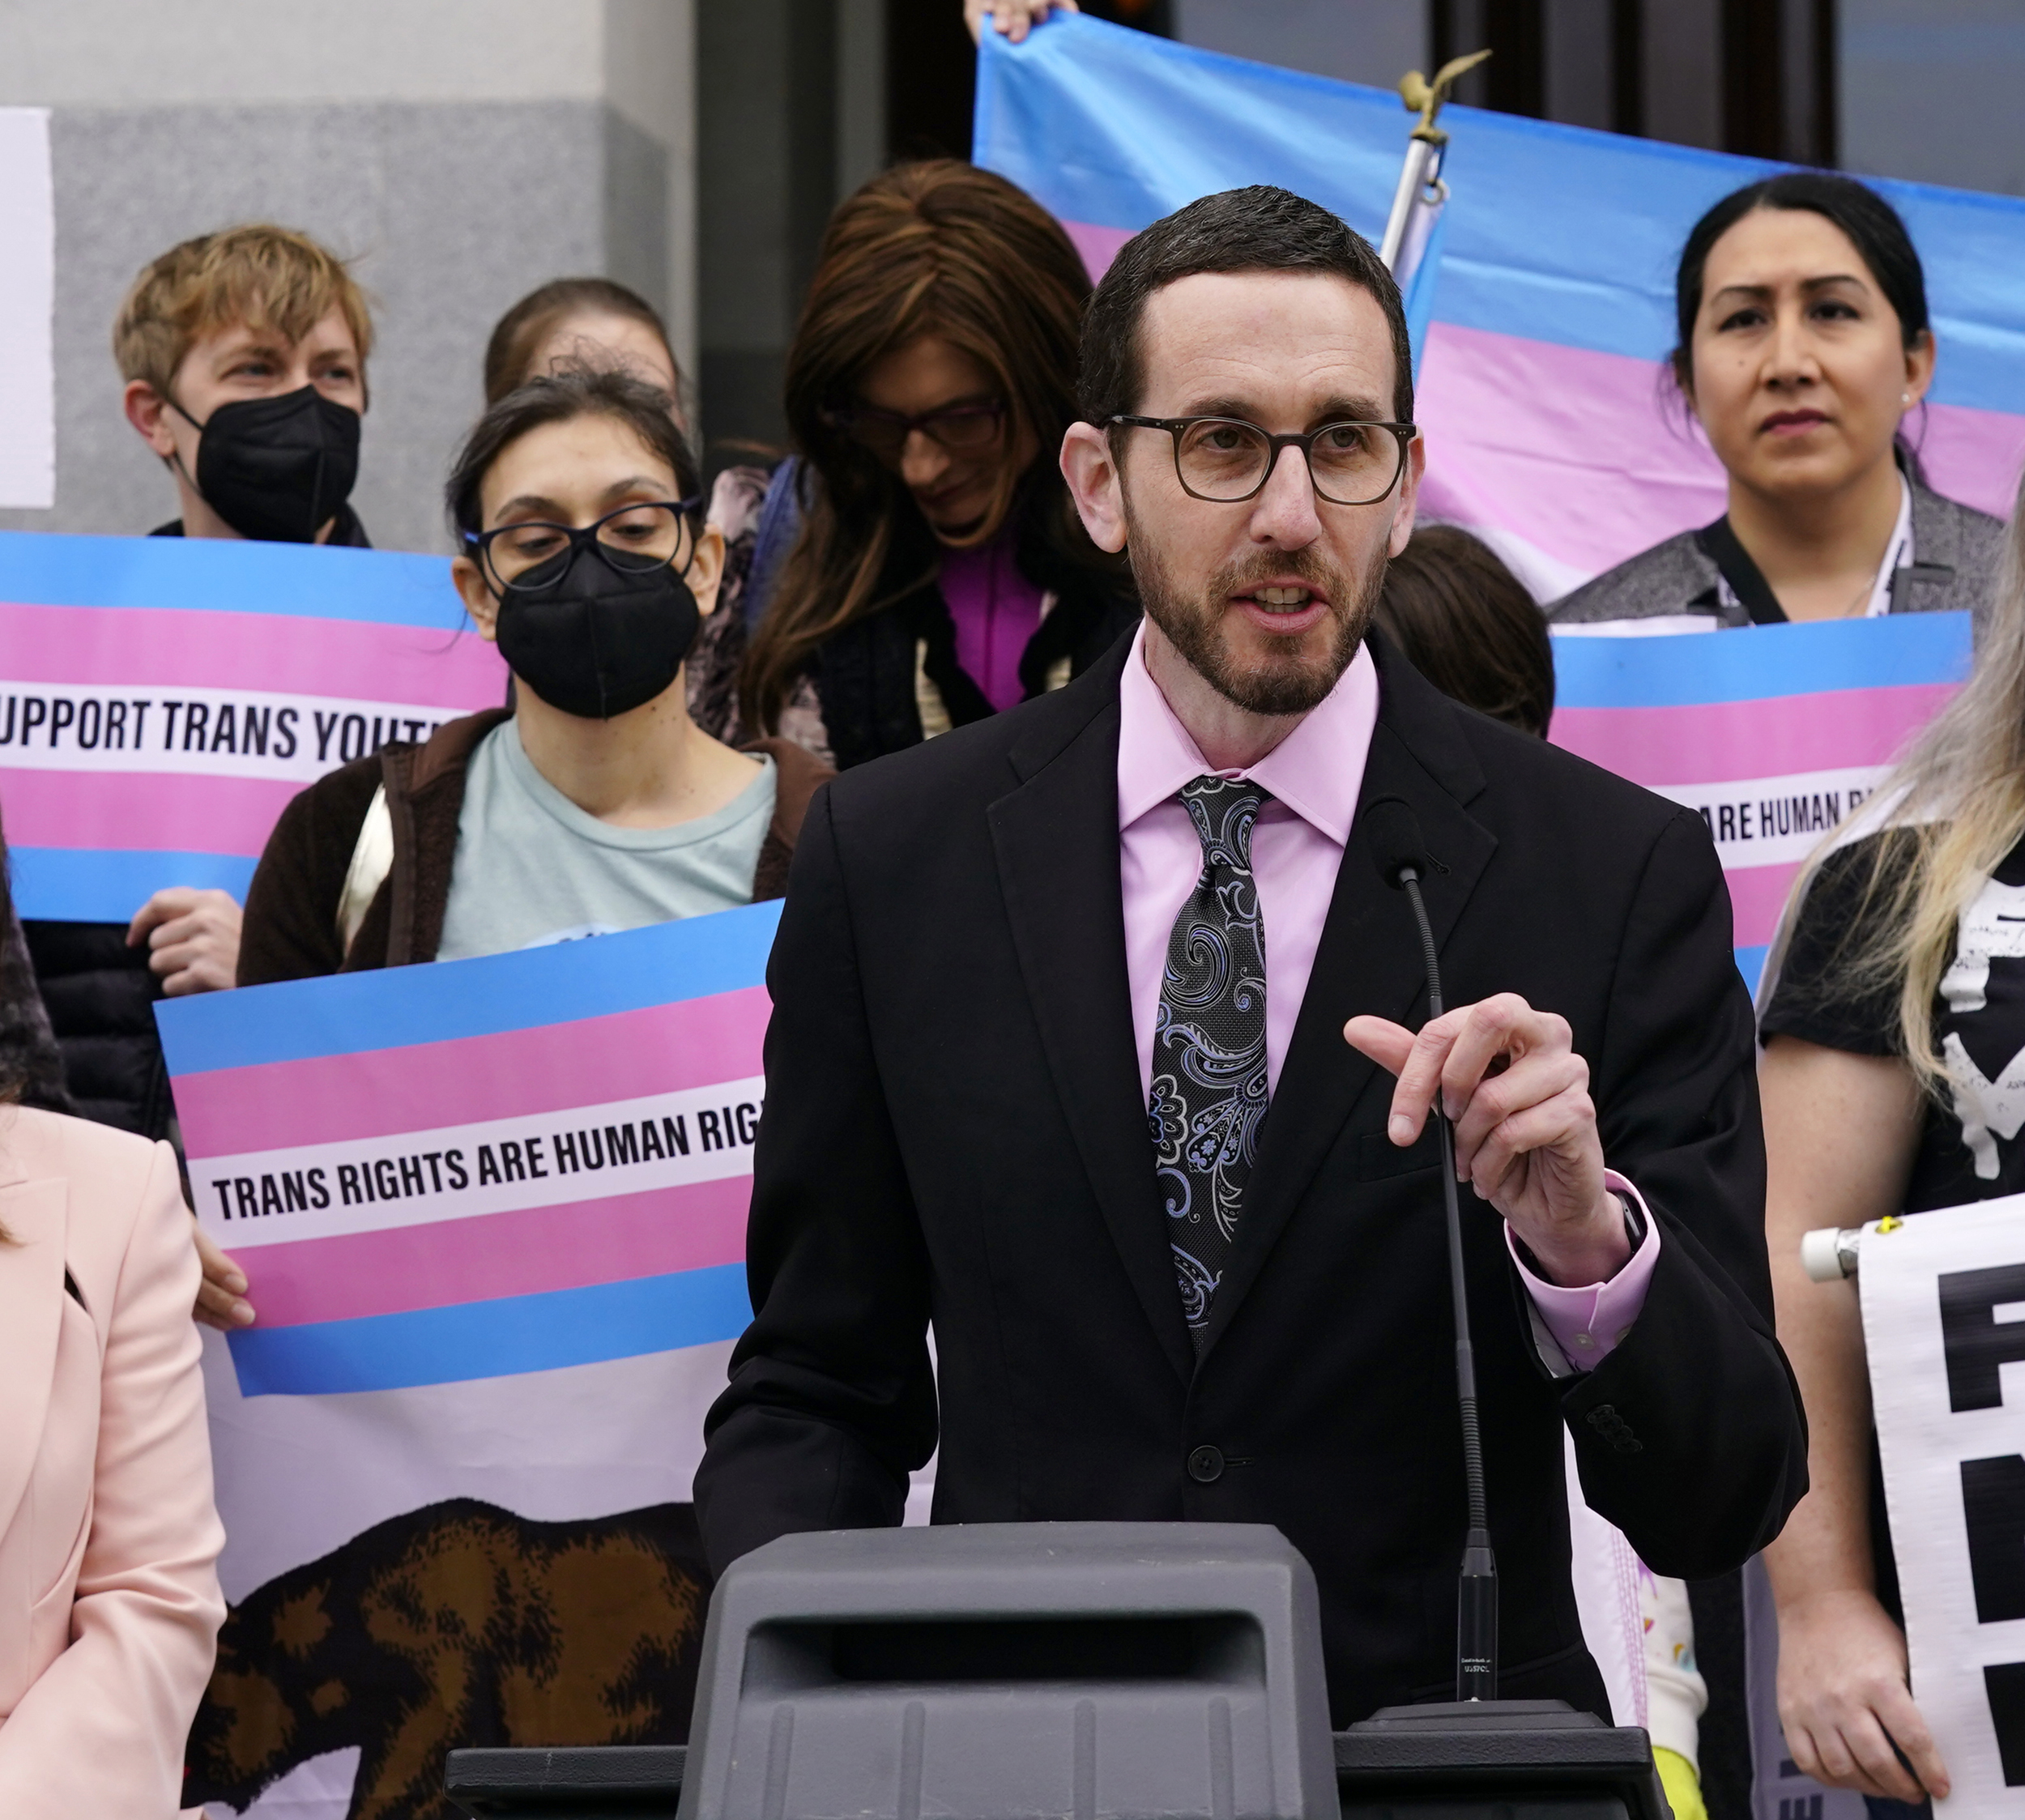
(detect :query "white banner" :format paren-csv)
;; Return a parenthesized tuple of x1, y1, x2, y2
(0, 682, 461, 778)
(1652, 767, 1885, 871)
(0, 109, 53, 509)
(1863, 1197, 2025, 1814)
(194, 1077, 765, 1247)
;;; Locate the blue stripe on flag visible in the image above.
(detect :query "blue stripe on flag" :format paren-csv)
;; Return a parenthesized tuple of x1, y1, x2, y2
(11, 846, 258, 922)
(974, 17, 2025, 415)
(1550, 612, 1972, 708)
(224, 1263, 753, 1396)
(156, 897, 783, 1076)
(0, 530, 467, 630)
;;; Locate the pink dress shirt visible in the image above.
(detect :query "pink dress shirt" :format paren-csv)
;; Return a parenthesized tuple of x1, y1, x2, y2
(1115, 625, 1658, 1366)
(940, 534, 1046, 714)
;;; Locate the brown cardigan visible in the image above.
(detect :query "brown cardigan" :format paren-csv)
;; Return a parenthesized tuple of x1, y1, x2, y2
(237, 710, 831, 987)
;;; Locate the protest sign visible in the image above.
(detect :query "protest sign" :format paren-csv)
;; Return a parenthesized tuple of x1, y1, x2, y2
(157, 906, 775, 1820)
(0, 110, 53, 509)
(0, 529, 508, 922)
(1862, 1199, 2025, 1814)
(974, 15, 2025, 601)
(1549, 612, 1972, 992)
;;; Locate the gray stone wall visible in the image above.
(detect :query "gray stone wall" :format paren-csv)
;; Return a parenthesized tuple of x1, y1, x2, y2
(0, 97, 676, 555)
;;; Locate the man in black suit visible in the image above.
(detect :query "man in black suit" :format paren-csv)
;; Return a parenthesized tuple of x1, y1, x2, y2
(695, 185, 1807, 1724)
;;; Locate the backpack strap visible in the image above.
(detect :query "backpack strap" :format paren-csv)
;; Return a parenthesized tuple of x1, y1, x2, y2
(336, 784, 394, 957)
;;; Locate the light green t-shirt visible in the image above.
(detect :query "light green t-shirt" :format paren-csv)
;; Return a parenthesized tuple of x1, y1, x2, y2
(434, 722, 776, 961)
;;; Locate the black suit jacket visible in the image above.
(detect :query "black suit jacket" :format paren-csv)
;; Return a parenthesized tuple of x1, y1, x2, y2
(695, 631, 1808, 1725)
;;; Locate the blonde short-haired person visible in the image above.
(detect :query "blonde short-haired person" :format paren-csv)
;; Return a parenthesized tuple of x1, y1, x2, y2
(26, 225, 377, 1162)
(0, 832, 226, 1817)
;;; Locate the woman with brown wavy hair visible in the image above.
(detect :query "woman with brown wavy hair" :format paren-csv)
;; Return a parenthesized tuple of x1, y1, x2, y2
(738, 160, 1138, 769)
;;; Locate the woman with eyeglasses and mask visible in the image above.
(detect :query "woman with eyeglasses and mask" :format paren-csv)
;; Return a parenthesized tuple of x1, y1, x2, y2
(1552, 173, 2003, 632)
(235, 366, 830, 988)
(736, 160, 1139, 768)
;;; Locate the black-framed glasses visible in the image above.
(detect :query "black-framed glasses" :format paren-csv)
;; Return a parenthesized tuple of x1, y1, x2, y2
(1111, 415, 1417, 505)
(823, 399, 1007, 460)
(467, 497, 704, 594)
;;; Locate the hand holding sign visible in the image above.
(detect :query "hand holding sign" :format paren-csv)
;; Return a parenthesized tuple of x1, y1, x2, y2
(129, 886, 241, 995)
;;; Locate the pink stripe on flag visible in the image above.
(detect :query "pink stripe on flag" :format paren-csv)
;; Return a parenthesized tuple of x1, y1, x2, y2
(1918, 402, 2025, 523)
(1725, 860, 1805, 949)
(0, 767, 301, 856)
(173, 984, 773, 1157)
(1416, 322, 1729, 586)
(1062, 220, 1134, 284)
(1417, 323, 2022, 590)
(232, 1174, 750, 1328)
(0, 601, 508, 705)
(1550, 684, 1956, 786)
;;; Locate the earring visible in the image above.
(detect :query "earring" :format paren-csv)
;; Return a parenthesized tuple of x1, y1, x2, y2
(1902, 392, 1912, 406)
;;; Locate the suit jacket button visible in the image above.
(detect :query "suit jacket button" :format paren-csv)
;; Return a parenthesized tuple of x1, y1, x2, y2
(1187, 1445, 1224, 1483)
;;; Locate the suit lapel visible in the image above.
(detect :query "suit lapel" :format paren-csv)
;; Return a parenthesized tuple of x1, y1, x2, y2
(989, 661, 1196, 1386)
(1195, 645, 1498, 1362)
(0, 1179, 70, 1545)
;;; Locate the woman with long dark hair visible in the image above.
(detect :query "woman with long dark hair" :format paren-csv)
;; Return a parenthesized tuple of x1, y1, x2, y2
(1553, 173, 2002, 631)
(738, 160, 1137, 768)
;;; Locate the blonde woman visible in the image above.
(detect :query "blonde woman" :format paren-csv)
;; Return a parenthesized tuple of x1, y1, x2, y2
(1756, 474, 2025, 1815)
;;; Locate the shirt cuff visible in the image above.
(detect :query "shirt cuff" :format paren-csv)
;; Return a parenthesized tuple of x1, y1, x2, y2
(1507, 1170, 1660, 1371)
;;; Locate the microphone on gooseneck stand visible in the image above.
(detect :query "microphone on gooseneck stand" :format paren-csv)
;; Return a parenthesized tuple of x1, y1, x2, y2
(1364, 795, 1498, 1704)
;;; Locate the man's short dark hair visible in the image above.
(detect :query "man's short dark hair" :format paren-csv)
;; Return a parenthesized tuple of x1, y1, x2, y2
(1078, 185, 1413, 432)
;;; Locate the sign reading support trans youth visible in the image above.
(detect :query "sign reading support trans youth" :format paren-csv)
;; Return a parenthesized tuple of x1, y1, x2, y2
(1550, 612, 1972, 994)
(1862, 1200, 2025, 1814)
(157, 909, 774, 1817)
(0, 529, 508, 921)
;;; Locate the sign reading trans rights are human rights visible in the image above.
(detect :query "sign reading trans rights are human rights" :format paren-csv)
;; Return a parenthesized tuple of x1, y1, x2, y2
(0, 529, 507, 920)
(156, 904, 776, 1398)
(1550, 612, 1973, 994)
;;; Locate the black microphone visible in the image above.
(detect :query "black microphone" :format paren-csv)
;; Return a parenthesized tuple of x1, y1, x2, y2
(1364, 795, 1498, 1703)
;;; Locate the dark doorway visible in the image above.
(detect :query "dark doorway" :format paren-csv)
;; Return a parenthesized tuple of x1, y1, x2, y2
(886, 0, 1174, 164)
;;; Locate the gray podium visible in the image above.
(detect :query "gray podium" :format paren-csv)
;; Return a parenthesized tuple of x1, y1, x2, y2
(445, 1523, 1668, 1820)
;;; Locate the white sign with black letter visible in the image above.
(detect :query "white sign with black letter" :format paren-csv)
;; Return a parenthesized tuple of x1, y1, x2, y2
(1863, 1196, 2025, 1813)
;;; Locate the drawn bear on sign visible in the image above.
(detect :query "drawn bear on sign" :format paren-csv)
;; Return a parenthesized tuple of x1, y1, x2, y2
(184, 1498, 710, 1820)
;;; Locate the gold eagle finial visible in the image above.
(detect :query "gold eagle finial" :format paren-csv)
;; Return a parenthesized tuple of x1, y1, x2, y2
(1399, 49, 1493, 145)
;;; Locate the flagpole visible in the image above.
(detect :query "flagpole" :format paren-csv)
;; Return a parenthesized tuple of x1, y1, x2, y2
(1380, 49, 1491, 275)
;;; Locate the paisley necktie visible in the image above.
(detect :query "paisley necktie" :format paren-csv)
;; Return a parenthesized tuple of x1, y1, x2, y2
(1148, 775, 1270, 1352)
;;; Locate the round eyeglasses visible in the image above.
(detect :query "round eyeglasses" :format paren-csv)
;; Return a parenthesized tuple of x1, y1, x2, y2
(1110, 415, 1417, 506)
(467, 498, 704, 594)
(823, 399, 1007, 462)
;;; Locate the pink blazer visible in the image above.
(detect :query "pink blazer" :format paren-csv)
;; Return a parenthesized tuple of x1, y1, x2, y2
(0, 1106, 225, 1818)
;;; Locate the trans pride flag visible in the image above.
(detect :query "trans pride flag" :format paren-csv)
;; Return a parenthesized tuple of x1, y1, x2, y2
(159, 906, 771, 1396)
(0, 530, 506, 921)
(160, 910, 775, 1820)
(1550, 612, 1973, 993)
(974, 16, 2025, 601)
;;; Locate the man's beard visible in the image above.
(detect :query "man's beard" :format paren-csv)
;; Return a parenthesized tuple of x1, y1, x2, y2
(1123, 499, 1386, 717)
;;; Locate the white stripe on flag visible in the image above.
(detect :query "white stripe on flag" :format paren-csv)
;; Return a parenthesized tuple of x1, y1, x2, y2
(194, 1076, 765, 1247)
(1648, 766, 1885, 867)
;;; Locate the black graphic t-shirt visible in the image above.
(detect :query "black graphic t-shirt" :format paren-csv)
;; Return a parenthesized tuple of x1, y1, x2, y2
(1760, 825, 2025, 1623)
(1763, 827, 2025, 1213)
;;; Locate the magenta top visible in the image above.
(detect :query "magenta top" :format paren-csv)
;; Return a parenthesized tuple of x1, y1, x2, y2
(940, 533, 1047, 714)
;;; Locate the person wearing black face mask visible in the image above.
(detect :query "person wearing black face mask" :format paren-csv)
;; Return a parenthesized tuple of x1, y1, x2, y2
(235, 367, 832, 996)
(120, 225, 373, 549)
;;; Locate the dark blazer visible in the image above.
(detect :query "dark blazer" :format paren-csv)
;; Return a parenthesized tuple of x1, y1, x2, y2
(1550, 480, 2005, 629)
(694, 630, 1808, 1726)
